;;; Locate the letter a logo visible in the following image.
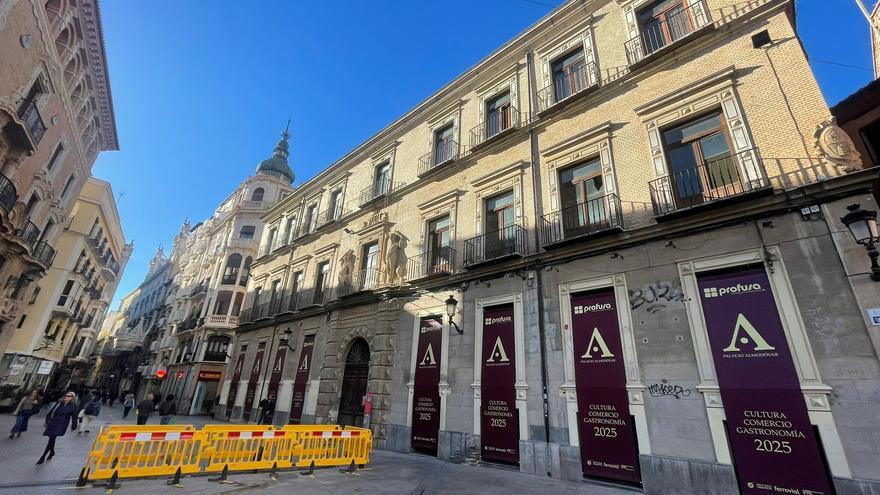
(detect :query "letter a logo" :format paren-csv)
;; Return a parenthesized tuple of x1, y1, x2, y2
(581, 327, 614, 359)
(723, 313, 776, 352)
(298, 355, 309, 371)
(419, 343, 437, 366)
(486, 336, 510, 363)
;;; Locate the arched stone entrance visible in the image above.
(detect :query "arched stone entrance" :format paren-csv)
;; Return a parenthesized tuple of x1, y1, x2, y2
(337, 338, 370, 427)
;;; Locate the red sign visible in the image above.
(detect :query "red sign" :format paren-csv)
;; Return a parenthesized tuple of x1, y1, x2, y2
(225, 346, 247, 419)
(480, 303, 518, 465)
(570, 289, 641, 484)
(288, 335, 315, 424)
(155, 368, 167, 379)
(198, 370, 222, 382)
(266, 347, 286, 401)
(176, 371, 185, 379)
(411, 315, 442, 454)
(243, 341, 266, 422)
(698, 268, 833, 495)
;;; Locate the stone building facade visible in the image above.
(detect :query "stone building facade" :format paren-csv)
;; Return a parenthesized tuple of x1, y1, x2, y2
(225, 0, 880, 493)
(0, 0, 118, 362)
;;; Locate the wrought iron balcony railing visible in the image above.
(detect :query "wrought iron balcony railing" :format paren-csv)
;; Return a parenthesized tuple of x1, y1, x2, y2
(32, 240, 56, 266)
(406, 247, 456, 281)
(337, 268, 383, 298)
(18, 99, 47, 145)
(16, 220, 41, 247)
(358, 179, 406, 207)
(315, 206, 348, 229)
(649, 148, 768, 216)
(464, 225, 527, 266)
(470, 107, 521, 149)
(418, 140, 459, 177)
(0, 174, 18, 214)
(624, 0, 711, 67)
(537, 61, 599, 113)
(541, 193, 622, 246)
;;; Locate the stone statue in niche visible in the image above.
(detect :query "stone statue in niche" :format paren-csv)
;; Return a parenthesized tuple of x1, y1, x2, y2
(338, 249, 356, 285)
(384, 231, 407, 285)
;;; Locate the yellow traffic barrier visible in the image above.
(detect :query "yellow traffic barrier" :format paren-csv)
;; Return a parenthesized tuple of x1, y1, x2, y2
(79, 422, 374, 485)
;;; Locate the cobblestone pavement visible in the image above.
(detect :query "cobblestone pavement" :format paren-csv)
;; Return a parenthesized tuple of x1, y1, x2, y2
(0, 404, 634, 495)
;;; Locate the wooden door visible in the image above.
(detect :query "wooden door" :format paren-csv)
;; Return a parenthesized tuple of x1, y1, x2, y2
(337, 339, 370, 428)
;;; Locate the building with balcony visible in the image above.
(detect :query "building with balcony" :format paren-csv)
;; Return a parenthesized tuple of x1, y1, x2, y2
(222, 1, 880, 493)
(0, 177, 129, 399)
(0, 0, 119, 362)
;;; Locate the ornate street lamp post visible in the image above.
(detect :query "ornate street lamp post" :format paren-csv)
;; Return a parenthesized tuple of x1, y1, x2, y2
(445, 295, 462, 334)
(841, 204, 880, 281)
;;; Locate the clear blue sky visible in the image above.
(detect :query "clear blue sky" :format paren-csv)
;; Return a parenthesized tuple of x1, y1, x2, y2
(93, 0, 875, 308)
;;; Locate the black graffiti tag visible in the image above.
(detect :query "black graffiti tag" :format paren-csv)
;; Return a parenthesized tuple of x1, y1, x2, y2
(629, 281, 685, 313)
(647, 380, 691, 399)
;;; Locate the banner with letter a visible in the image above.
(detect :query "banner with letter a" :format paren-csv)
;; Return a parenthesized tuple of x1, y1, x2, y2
(411, 315, 443, 454)
(288, 334, 315, 424)
(480, 303, 519, 465)
(570, 289, 641, 484)
(698, 267, 833, 495)
(225, 345, 247, 419)
(243, 341, 266, 421)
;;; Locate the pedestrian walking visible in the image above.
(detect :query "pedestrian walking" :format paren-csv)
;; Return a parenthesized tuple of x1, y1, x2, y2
(37, 391, 78, 464)
(135, 394, 155, 425)
(108, 392, 117, 407)
(122, 393, 135, 419)
(9, 389, 40, 439)
(77, 392, 101, 434)
(258, 397, 276, 425)
(158, 395, 176, 425)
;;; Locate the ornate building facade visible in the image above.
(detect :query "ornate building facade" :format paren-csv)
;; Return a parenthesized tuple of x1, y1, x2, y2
(0, 0, 118, 363)
(225, 1, 880, 494)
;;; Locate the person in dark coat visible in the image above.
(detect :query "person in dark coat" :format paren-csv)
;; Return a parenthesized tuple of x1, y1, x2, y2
(258, 397, 276, 425)
(10, 389, 40, 439)
(136, 394, 155, 425)
(37, 391, 78, 464)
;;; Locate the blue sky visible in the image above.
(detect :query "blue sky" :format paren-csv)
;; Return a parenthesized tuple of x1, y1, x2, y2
(94, 0, 875, 308)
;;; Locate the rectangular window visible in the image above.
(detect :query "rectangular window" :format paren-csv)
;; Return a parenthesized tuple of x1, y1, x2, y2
(304, 204, 317, 233)
(361, 242, 380, 289)
(16, 314, 26, 329)
(285, 216, 297, 243)
(57, 280, 74, 307)
(434, 124, 455, 165)
(374, 162, 391, 197)
(314, 261, 330, 303)
(552, 49, 587, 103)
(486, 91, 512, 138)
(427, 216, 451, 273)
(638, 0, 691, 55)
(47, 143, 64, 171)
(239, 225, 256, 239)
(270, 279, 281, 309)
(267, 227, 278, 250)
(328, 190, 343, 220)
(61, 174, 75, 199)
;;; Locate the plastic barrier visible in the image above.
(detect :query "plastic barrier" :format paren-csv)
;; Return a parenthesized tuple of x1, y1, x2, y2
(80, 423, 373, 484)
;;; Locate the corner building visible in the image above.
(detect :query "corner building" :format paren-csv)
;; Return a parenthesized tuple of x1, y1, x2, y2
(225, 1, 880, 493)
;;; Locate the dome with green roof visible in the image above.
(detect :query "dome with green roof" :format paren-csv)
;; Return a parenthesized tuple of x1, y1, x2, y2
(256, 128, 295, 183)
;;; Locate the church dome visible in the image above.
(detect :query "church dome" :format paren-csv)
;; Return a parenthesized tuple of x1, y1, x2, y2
(256, 128, 295, 183)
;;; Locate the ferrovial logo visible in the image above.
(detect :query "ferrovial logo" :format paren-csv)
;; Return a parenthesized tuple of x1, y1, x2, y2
(486, 336, 511, 363)
(702, 282, 764, 299)
(573, 302, 613, 314)
(723, 313, 776, 352)
(419, 343, 437, 366)
(580, 327, 615, 359)
(484, 315, 512, 326)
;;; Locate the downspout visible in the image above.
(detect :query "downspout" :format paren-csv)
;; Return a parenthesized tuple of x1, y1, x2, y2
(526, 49, 553, 477)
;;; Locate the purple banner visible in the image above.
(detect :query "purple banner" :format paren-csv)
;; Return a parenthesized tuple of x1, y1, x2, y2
(225, 345, 247, 419)
(267, 347, 286, 402)
(480, 303, 519, 465)
(288, 335, 315, 424)
(698, 268, 833, 495)
(412, 315, 443, 453)
(570, 289, 641, 484)
(243, 341, 266, 422)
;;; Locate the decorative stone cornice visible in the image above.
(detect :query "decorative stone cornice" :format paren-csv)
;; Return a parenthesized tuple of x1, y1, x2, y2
(77, 0, 119, 150)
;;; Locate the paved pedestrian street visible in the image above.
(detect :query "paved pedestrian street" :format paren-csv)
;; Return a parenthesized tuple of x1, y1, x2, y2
(0, 404, 631, 495)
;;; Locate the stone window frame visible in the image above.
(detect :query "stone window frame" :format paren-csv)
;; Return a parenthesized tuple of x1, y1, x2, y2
(369, 141, 399, 192)
(541, 121, 618, 214)
(534, 17, 599, 105)
(417, 190, 461, 254)
(556, 274, 650, 454)
(474, 68, 519, 135)
(302, 192, 324, 234)
(425, 102, 462, 157)
(619, 0, 712, 62)
(287, 255, 310, 293)
(325, 174, 350, 220)
(635, 68, 762, 191)
(470, 160, 527, 237)
(677, 247, 850, 477)
(471, 292, 529, 440)
(405, 305, 451, 431)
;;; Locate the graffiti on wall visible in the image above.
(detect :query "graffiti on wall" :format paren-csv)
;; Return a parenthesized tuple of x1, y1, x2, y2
(647, 380, 692, 399)
(629, 281, 685, 313)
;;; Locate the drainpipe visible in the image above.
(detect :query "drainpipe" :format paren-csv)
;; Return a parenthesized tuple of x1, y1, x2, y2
(526, 49, 553, 477)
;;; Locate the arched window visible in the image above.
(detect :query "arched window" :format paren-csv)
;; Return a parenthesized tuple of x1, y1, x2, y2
(222, 253, 242, 284)
(251, 188, 265, 201)
(239, 256, 253, 287)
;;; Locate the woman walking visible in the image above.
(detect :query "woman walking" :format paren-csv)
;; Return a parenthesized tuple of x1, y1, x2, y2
(9, 389, 40, 439)
(37, 391, 78, 464)
(77, 392, 101, 434)
(122, 392, 135, 419)
(158, 395, 176, 425)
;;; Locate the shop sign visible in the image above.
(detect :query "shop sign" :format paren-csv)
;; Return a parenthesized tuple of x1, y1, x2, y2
(198, 370, 222, 382)
(36, 360, 54, 375)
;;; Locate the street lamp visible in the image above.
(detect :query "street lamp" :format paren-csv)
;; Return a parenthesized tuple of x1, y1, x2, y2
(445, 295, 462, 334)
(841, 204, 880, 282)
(279, 328, 296, 352)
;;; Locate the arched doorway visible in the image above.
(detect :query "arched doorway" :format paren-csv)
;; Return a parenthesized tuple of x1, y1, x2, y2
(337, 338, 370, 427)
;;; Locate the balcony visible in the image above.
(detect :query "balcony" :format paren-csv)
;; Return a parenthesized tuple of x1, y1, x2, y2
(464, 225, 527, 267)
(18, 99, 47, 145)
(32, 240, 56, 266)
(470, 107, 521, 150)
(406, 247, 456, 282)
(541, 193, 623, 247)
(15, 220, 41, 247)
(0, 174, 18, 215)
(204, 314, 240, 329)
(315, 206, 348, 230)
(418, 140, 459, 177)
(358, 179, 405, 207)
(625, 0, 712, 69)
(537, 61, 599, 114)
(649, 148, 769, 217)
(338, 268, 383, 298)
